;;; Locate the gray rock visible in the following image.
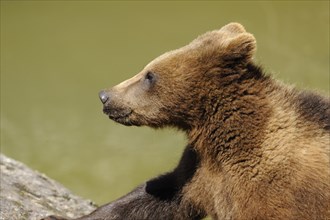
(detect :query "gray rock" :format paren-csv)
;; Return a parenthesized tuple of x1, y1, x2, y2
(0, 154, 97, 220)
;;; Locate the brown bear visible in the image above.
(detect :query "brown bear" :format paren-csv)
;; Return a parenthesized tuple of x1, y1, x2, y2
(44, 23, 330, 220)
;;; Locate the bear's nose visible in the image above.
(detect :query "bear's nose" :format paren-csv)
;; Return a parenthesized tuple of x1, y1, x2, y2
(99, 90, 109, 104)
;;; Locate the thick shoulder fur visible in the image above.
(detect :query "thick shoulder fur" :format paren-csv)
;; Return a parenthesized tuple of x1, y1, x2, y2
(185, 66, 330, 219)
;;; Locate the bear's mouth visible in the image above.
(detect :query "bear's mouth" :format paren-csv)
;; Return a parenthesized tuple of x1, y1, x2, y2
(103, 106, 134, 126)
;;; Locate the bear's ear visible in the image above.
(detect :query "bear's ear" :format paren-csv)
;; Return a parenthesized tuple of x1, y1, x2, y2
(219, 22, 247, 35)
(221, 32, 256, 61)
(215, 23, 256, 62)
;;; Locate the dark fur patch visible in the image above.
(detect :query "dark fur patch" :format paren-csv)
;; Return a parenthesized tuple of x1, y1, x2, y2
(296, 91, 330, 131)
(78, 146, 204, 220)
(146, 145, 199, 200)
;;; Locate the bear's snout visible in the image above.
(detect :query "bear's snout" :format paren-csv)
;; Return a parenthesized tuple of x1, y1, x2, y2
(98, 89, 135, 126)
(99, 90, 109, 104)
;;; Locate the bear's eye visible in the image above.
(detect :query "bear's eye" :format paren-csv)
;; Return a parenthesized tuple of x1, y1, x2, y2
(144, 71, 156, 86)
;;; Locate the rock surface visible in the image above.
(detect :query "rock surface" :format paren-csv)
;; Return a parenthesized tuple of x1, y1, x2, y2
(0, 154, 97, 220)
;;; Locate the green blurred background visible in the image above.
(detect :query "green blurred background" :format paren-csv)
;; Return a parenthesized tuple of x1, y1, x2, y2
(1, 0, 329, 207)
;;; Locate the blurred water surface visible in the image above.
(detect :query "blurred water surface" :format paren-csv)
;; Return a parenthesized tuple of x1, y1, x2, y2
(1, 1, 329, 205)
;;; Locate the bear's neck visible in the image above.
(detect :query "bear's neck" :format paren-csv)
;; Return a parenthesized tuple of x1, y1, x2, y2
(187, 68, 273, 166)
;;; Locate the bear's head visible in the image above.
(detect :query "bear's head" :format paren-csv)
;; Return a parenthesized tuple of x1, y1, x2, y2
(99, 23, 259, 130)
